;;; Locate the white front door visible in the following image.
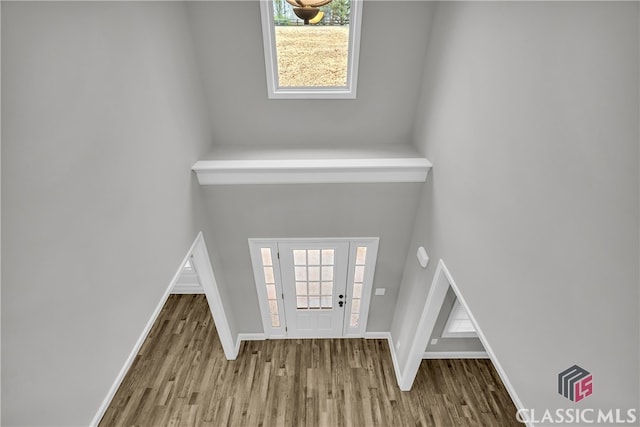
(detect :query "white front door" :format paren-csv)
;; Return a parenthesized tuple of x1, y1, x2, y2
(278, 242, 349, 338)
(249, 238, 379, 339)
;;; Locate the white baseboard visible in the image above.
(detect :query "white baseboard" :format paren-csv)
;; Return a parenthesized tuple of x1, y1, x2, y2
(364, 332, 404, 391)
(234, 333, 266, 358)
(363, 331, 390, 339)
(423, 351, 489, 359)
(171, 284, 204, 294)
(90, 264, 191, 426)
(90, 236, 204, 427)
(238, 333, 266, 341)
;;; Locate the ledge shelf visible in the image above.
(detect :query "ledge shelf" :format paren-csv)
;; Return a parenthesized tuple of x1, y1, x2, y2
(192, 157, 432, 185)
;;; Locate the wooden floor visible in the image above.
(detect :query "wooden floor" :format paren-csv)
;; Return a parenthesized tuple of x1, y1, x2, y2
(100, 294, 521, 426)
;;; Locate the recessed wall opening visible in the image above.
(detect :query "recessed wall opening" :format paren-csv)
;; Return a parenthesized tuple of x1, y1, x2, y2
(401, 259, 525, 418)
(443, 298, 477, 337)
(424, 287, 487, 357)
(172, 255, 204, 295)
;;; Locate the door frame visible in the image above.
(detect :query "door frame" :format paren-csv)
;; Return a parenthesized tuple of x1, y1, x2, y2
(401, 259, 526, 420)
(248, 237, 379, 339)
(189, 232, 236, 360)
(91, 232, 235, 426)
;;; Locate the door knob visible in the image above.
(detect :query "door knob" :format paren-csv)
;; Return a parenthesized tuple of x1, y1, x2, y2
(339, 294, 344, 299)
(338, 301, 344, 307)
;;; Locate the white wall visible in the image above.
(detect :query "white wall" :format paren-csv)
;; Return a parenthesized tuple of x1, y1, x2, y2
(393, 0, 638, 417)
(185, 0, 436, 340)
(2, 2, 212, 425)
(186, 1, 434, 147)
(200, 183, 423, 334)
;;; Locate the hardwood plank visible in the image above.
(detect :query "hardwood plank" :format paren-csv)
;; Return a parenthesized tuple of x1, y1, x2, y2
(99, 295, 522, 426)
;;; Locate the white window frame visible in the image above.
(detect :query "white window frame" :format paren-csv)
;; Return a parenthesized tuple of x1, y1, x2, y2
(259, 0, 364, 99)
(442, 298, 478, 338)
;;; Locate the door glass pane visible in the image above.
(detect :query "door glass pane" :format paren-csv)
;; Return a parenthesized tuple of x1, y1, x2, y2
(307, 250, 320, 265)
(293, 249, 307, 265)
(353, 282, 362, 299)
(269, 300, 279, 315)
(350, 313, 359, 328)
(351, 299, 360, 313)
(349, 246, 369, 330)
(296, 282, 307, 295)
(322, 249, 334, 265)
(309, 296, 320, 308)
(258, 246, 283, 330)
(295, 266, 307, 281)
(264, 267, 275, 284)
(308, 266, 320, 281)
(355, 246, 367, 265)
(321, 266, 333, 281)
(261, 248, 273, 266)
(308, 282, 320, 295)
(292, 248, 335, 311)
(271, 314, 280, 327)
(266, 284, 277, 300)
(321, 282, 333, 295)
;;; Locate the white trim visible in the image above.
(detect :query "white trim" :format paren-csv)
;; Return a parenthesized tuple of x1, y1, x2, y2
(363, 331, 390, 339)
(238, 333, 267, 341)
(399, 261, 448, 390)
(363, 332, 403, 389)
(190, 233, 236, 361)
(91, 233, 237, 426)
(402, 260, 531, 427)
(259, 0, 363, 99)
(388, 338, 402, 388)
(192, 158, 432, 185)
(251, 237, 379, 244)
(260, 0, 278, 98)
(90, 235, 200, 427)
(171, 284, 205, 294)
(234, 333, 267, 357)
(441, 331, 478, 338)
(423, 351, 489, 359)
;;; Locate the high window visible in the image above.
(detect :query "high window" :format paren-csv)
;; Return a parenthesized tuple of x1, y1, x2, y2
(260, 0, 363, 99)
